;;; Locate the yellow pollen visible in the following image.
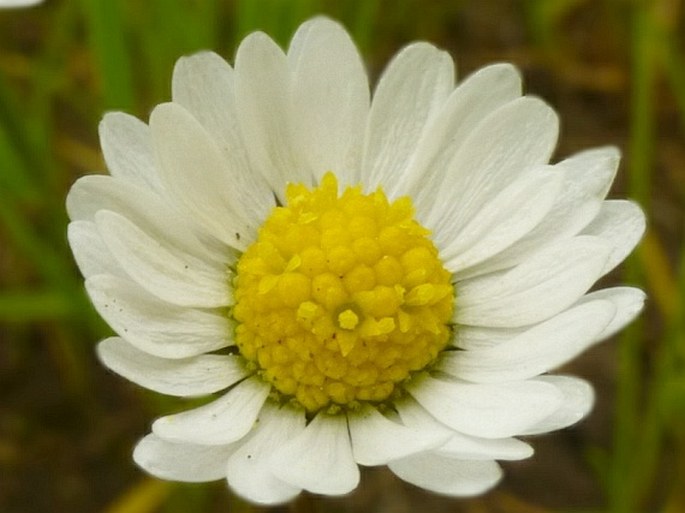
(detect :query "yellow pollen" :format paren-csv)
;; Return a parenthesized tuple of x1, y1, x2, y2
(338, 309, 360, 330)
(232, 172, 455, 412)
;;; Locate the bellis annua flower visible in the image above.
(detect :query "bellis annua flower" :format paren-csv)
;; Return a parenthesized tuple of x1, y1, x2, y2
(66, 17, 646, 504)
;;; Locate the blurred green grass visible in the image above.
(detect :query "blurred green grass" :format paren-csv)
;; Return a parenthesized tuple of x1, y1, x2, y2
(0, 0, 684, 512)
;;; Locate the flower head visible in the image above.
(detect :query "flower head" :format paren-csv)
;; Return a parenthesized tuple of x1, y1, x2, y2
(67, 17, 646, 504)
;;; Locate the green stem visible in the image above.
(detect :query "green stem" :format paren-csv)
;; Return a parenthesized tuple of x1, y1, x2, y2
(80, 0, 135, 110)
(610, 1, 655, 512)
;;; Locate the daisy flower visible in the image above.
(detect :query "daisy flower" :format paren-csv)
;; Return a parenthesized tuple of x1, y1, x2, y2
(67, 17, 646, 504)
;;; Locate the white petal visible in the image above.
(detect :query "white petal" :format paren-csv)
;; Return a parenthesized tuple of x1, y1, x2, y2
(441, 299, 616, 383)
(581, 200, 646, 275)
(453, 325, 526, 350)
(96, 210, 231, 308)
(348, 404, 449, 466)
(97, 337, 247, 396)
(389, 452, 502, 497)
(394, 397, 532, 458)
(172, 51, 237, 144)
(577, 287, 646, 340)
(407, 63, 522, 206)
(234, 30, 306, 196)
(456, 235, 610, 327)
(454, 287, 645, 351)
(521, 375, 595, 435)
(133, 433, 234, 482)
(171, 52, 274, 227)
(395, 396, 456, 439)
(99, 112, 161, 191)
(271, 413, 359, 495)
(394, 398, 531, 460)
(558, 145, 620, 200)
(86, 274, 232, 359)
(441, 164, 563, 272)
(408, 374, 563, 438)
(454, 146, 621, 280)
(437, 433, 533, 461)
(288, 17, 369, 185)
(68, 220, 123, 278)
(67, 174, 158, 222)
(152, 376, 270, 445)
(0, 0, 44, 7)
(362, 42, 454, 194)
(226, 403, 304, 505)
(66, 174, 224, 264)
(150, 102, 258, 251)
(428, 96, 559, 244)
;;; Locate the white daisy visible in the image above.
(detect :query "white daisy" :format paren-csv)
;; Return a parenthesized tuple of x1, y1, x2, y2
(67, 17, 646, 505)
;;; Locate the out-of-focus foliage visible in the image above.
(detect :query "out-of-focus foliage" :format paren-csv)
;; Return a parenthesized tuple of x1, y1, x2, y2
(0, 1, 684, 512)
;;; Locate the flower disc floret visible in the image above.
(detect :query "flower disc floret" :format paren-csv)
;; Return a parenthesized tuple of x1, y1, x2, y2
(233, 173, 455, 412)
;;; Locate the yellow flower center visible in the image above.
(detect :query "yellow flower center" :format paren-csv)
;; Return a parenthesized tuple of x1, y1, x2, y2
(232, 173, 454, 412)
